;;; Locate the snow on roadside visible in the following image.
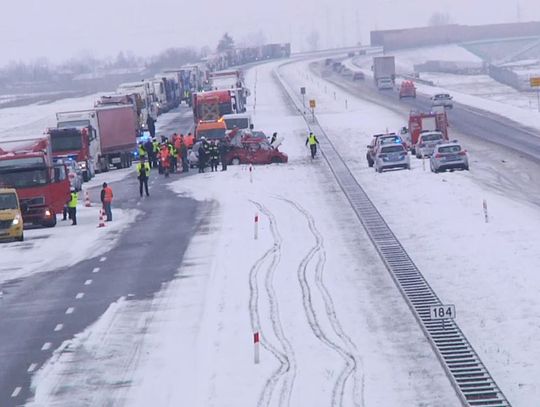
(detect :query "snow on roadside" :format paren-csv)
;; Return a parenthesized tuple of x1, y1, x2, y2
(282, 59, 540, 406)
(26, 60, 460, 406)
(1, 205, 139, 285)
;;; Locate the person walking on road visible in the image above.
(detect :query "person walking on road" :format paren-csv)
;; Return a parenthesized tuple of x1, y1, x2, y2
(209, 140, 219, 172)
(218, 139, 228, 171)
(101, 182, 113, 221)
(306, 132, 319, 159)
(198, 139, 208, 173)
(67, 187, 78, 225)
(137, 157, 151, 197)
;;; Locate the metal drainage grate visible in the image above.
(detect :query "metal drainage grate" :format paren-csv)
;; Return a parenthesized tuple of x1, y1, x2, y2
(274, 65, 512, 407)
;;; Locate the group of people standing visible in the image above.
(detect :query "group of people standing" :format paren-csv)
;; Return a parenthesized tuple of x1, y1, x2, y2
(196, 138, 229, 173)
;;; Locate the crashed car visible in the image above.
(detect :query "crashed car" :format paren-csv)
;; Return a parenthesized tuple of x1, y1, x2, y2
(225, 130, 288, 165)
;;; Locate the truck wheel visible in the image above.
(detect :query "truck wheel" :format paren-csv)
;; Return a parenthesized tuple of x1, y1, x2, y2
(231, 157, 241, 165)
(44, 215, 57, 228)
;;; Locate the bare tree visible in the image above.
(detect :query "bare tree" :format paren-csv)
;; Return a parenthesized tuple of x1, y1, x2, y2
(217, 33, 235, 52)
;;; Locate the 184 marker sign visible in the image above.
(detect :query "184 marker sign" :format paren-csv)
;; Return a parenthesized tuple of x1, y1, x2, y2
(429, 304, 456, 320)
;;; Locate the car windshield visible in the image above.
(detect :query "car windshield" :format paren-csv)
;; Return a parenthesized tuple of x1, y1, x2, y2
(51, 134, 83, 152)
(224, 118, 249, 130)
(0, 193, 18, 210)
(435, 94, 450, 99)
(380, 137, 400, 145)
(439, 145, 462, 153)
(0, 169, 49, 188)
(422, 134, 443, 141)
(381, 145, 404, 153)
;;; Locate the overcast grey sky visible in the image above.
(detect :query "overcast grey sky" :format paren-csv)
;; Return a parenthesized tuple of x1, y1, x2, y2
(2, 0, 540, 65)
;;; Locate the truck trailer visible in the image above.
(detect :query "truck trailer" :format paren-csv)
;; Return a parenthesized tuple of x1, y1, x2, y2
(373, 56, 396, 90)
(56, 104, 137, 173)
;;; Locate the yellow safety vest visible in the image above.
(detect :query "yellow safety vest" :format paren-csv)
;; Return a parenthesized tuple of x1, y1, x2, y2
(137, 162, 151, 176)
(68, 192, 78, 208)
(308, 135, 317, 145)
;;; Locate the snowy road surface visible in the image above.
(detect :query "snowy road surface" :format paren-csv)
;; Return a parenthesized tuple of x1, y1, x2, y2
(0, 52, 538, 406)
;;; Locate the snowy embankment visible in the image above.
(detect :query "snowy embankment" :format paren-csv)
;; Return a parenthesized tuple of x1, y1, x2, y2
(27, 60, 460, 406)
(283, 59, 540, 406)
(349, 45, 540, 131)
(26, 55, 540, 406)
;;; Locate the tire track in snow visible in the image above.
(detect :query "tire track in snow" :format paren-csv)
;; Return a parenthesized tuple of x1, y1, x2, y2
(279, 197, 365, 407)
(249, 201, 297, 407)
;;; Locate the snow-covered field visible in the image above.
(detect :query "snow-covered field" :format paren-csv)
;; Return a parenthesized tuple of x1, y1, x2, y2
(24, 55, 540, 406)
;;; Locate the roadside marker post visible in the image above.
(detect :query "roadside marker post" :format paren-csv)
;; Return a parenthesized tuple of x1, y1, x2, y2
(483, 199, 489, 223)
(254, 332, 260, 364)
(84, 191, 91, 207)
(249, 164, 253, 183)
(429, 304, 456, 331)
(254, 213, 259, 240)
(529, 76, 540, 112)
(97, 209, 106, 228)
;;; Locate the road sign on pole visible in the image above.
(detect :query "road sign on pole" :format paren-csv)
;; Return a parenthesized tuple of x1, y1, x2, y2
(529, 77, 540, 87)
(309, 99, 316, 109)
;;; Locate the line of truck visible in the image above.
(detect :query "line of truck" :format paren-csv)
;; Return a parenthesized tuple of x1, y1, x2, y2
(0, 43, 291, 228)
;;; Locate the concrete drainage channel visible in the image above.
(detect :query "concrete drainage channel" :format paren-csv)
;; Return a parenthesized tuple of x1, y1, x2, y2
(273, 62, 512, 407)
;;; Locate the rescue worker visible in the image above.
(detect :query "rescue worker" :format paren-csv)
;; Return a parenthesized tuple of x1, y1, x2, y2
(198, 138, 208, 173)
(138, 142, 147, 160)
(67, 187, 78, 225)
(270, 132, 277, 145)
(136, 156, 151, 197)
(168, 140, 177, 173)
(185, 132, 194, 149)
(160, 143, 171, 177)
(209, 140, 219, 172)
(100, 182, 113, 221)
(305, 132, 320, 159)
(218, 139, 229, 171)
(152, 138, 160, 168)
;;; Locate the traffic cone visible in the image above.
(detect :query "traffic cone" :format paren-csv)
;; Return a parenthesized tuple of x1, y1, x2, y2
(84, 191, 91, 207)
(97, 209, 106, 228)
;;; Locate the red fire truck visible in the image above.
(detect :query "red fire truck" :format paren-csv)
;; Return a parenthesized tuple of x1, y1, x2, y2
(408, 109, 448, 154)
(0, 136, 70, 227)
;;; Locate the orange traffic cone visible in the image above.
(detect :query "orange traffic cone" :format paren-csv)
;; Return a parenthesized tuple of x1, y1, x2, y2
(97, 209, 106, 228)
(84, 191, 91, 207)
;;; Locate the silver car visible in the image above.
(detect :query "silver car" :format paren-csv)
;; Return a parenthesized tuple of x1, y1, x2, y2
(415, 131, 445, 158)
(431, 93, 453, 109)
(374, 144, 410, 173)
(430, 141, 469, 173)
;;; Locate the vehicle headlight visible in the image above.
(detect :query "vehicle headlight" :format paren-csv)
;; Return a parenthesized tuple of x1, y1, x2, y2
(78, 161, 87, 169)
(44, 210, 52, 217)
(12, 215, 21, 226)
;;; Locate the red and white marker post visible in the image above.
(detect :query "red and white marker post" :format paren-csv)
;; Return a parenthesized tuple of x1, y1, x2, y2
(254, 213, 259, 240)
(483, 199, 489, 223)
(84, 191, 91, 207)
(97, 209, 106, 228)
(254, 331, 260, 364)
(249, 164, 253, 183)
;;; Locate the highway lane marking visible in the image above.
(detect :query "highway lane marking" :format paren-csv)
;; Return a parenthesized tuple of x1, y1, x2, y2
(65, 307, 75, 315)
(84, 279, 93, 286)
(41, 342, 52, 351)
(75, 292, 85, 299)
(27, 363, 37, 373)
(99, 256, 107, 262)
(11, 387, 21, 398)
(92, 267, 100, 273)
(54, 324, 63, 332)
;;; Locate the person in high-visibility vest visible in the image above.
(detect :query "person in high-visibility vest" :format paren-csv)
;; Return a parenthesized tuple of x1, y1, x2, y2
(67, 187, 78, 225)
(136, 157, 151, 197)
(138, 142, 147, 160)
(101, 182, 114, 221)
(305, 132, 320, 159)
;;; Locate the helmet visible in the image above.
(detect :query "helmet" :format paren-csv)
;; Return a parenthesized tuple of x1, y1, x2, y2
(70, 187, 76, 192)
(201, 136, 206, 140)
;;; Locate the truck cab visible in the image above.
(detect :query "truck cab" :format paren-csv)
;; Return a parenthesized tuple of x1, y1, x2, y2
(0, 188, 24, 242)
(195, 120, 227, 140)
